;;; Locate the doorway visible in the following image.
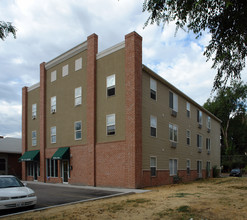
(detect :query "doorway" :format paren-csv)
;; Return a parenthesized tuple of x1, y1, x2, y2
(62, 160, 69, 183)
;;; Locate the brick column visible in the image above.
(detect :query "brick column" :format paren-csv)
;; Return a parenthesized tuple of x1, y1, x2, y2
(86, 33, 98, 186)
(21, 86, 28, 180)
(125, 32, 143, 188)
(40, 62, 46, 182)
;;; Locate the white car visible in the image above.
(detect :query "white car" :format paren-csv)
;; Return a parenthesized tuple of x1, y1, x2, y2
(0, 175, 37, 210)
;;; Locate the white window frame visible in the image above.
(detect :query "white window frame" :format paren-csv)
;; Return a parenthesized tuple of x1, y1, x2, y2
(74, 121, 82, 140)
(169, 123, 178, 142)
(32, 103, 37, 119)
(169, 91, 178, 112)
(32, 130, 37, 146)
(62, 64, 69, 77)
(169, 159, 178, 176)
(186, 102, 190, 118)
(207, 116, 211, 129)
(150, 115, 157, 137)
(46, 159, 58, 178)
(75, 87, 82, 106)
(197, 110, 202, 125)
(206, 138, 211, 151)
(51, 96, 56, 113)
(106, 74, 116, 97)
(150, 78, 157, 100)
(206, 161, 211, 177)
(197, 134, 203, 148)
(150, 156, 157, 177)
(75, 57, 82, 71)
(51, 126, 56, 144)
(187, 159, 191, 175)
(106, 114, 116, 135)
(186, 130, 191, 145)
(197, 160, 203, 178)
(51, 70, 57, 82)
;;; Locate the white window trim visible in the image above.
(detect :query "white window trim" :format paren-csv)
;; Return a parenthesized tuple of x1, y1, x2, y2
(62, 64, 69, 77)
(32, 103, 37, 119)
(169, 159, 178, 176)
(51, 70, 57, 82)
(74, 121, 82, 140)
(150, 115, 157, 137)
(51, 126, 56, 144)
(197, 134, 203, 148)
(75, 87, 82, 106)
(150, 78, 157, 101)
(169, 91, 178, 112)
(197, 110, 203, 125)
(32, 130, 37, 146)
(75, 57, 82, 71)
(51, 96, 56, 113)
(197, 160, 203, 177)
(150, 156, 157, 177)
(207, 116, 211, 129)
(186, 102, 190, 118)
(169, 123, 178, 142)
(106, 74, 116, 97)
(186, 129, 191, 146)
(206, 138, 211, 151)
(106, 114, 116, 135)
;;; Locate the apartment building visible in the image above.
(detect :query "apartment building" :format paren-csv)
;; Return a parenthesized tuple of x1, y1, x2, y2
(20, 31, 221, 188)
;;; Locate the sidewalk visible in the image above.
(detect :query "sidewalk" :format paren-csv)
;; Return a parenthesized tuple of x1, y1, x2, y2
(24, 180, 150, 194)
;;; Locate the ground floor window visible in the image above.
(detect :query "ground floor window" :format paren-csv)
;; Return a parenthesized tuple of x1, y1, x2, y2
(46, 159, 58, 177)
(169, 159, 177, 176)
(187, 159, 190, 175)
(150, 157, 157, 177)
(0, 158, 6, 174)
(27, 162, 33, 176)
(206, 161, 211, 177)
(197, 160, 202, 178)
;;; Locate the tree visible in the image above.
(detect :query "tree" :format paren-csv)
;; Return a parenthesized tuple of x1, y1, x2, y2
(0, 21, 17, 40)
(203, 81, 247, 156)
(143, 0, 247, 90)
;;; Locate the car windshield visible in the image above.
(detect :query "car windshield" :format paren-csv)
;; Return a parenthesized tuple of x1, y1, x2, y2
(0, 177, 24, 188)
(232, 169, 240, 172)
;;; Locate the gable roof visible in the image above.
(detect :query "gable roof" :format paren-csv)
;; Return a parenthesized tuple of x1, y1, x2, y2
(0, 137, 22, 154)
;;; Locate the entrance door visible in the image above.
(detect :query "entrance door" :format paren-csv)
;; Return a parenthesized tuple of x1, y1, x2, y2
(34, 162, 38, 181)
(63, 160, 69, 183)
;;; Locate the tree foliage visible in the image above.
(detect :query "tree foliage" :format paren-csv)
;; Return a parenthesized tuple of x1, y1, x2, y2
(204, 81, 247, 154)
(143, 0, 247, 90)
(0, 21, 17, 40)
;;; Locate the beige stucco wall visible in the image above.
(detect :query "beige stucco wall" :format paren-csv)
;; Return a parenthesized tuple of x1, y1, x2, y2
(96, 48, 126, 143)
(46, 50, 88, 148)
(142, 69, 221, 171)
(27, 87, 40, 151)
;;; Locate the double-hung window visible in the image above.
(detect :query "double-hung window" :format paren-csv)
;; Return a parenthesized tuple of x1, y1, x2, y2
(46, 159, 58, 177)
(51, 96, 56, 113)
(75, 57, 82, 71)
(207, 116, 211, 130)
(206, 138, 211, 152)
(107, 74, 115, 97)
(186, 130, 191, 145)
(197, 110, 202, 125)
(51, 70, 56, 82)
(169, 124, 178, 142)
(106, 114, 115, 135)
(150, 78, 157, 100)
(187, 159, 191, 175)
(75, 121, 82, 140)
(32, 131, 37, 146)
(150, 115, 157, 137)
(150, 157, 157, 177)
(186, 102, 190, 118)
(197, 134, 203, 148)
(75, 87, 82, 106)
(169, 159, 177, 176)
(169, 91, 178, 112)
(62, 64, 69, 77)
(51, 126, 56, 143)
(32, 104, 37, 119)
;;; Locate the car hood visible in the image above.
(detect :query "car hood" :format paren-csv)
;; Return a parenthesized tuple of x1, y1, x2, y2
(0, 187, 34, 197)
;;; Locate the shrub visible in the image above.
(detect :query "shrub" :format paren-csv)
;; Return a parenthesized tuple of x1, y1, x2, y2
(212, 165, 220, 178)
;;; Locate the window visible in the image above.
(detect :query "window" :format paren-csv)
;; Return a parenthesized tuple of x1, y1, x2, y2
(75, 121, 82, 140)
(150, 78, 157, 100)
(187, 159, 191, 175)
(62, 64, 69, 77)
(186, 130, 191, 145)
(27, 162, 33, 176)
(207, 116, 211, 129)
(150, 115, 157, 137)
(46, 159, 58, 177)
(206, 161, 211, 177)
(169, 124, 178, 142)
(0, 158, 6, 173)
(32, 131, 37, 146)
(150, 157, 157, 177)
(51, 96, 56, 113)
(197, 160, 202, 178)
(75, 87, 82, 106)
(169, 91, 178, 112)
(107, 74, 115, 97)
(75, 57, 82, 71)
(51, 70, 57, 82)
(206, 138, 211, 152)
(169, 159, 177, 176)
(51, 126, 56, 143)
(106, 114, 115, 135)
(32, 104, 37, 119)
(186, 102, 190, 118)
(197, 110, 202, 125)
(197, 134, 203, 148)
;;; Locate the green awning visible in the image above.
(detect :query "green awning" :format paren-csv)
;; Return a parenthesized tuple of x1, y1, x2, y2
(19, 150, 40, 162)
(52, 147, 70, 160)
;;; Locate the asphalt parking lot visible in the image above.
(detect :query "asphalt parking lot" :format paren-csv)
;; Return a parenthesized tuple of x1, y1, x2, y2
(0, 181, 147, 217)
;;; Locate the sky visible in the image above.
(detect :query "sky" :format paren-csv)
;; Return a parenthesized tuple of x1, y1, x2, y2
(0, 0, 246, 138)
